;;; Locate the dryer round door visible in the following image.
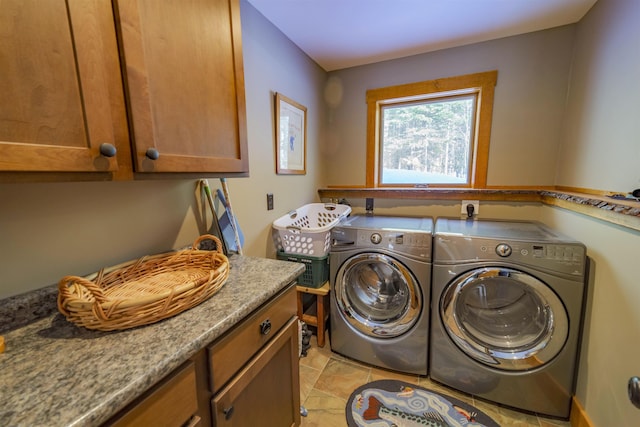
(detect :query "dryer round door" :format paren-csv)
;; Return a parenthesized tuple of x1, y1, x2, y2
(440, 267, 568, 371)
(334, 252, 422, 338)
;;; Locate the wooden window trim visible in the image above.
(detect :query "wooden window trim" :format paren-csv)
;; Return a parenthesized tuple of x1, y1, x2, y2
(366, 70, 498, 188)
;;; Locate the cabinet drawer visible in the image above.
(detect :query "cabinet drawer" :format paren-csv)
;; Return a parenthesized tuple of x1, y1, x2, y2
(208, 284, 296, 393)
(106, 361, 198, 427)
(212, 318, 300, 427)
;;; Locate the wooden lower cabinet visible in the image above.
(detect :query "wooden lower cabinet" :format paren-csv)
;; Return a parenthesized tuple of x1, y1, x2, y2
(105, 361, 200, 427)
(104, 284, 299, 427)
(211, 318, 300, 427)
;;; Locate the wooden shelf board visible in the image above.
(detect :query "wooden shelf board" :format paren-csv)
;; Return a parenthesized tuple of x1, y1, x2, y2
(317, 187, 640, 232)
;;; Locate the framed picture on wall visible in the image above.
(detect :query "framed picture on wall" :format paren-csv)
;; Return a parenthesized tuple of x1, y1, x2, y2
(275, 93, 307, 175)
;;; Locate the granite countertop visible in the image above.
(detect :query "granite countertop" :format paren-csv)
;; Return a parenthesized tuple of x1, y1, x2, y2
(0, 255, 304, 427)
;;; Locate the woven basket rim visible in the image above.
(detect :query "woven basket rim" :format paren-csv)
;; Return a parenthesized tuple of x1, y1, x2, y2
(57, 235, 229, 330)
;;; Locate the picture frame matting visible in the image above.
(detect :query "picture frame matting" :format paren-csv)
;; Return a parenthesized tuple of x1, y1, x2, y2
(275, 93, 307, 175)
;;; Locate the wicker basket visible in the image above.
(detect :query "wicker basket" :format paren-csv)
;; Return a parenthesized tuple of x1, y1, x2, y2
(57, 235, 229, 331)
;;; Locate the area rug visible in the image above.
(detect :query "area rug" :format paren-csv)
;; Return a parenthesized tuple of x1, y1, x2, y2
(346, 379, 500, 427)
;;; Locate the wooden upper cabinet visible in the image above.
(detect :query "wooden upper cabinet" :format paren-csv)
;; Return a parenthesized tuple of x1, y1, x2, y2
(114, 0, 249, 173)
(0, 0, 129, 174)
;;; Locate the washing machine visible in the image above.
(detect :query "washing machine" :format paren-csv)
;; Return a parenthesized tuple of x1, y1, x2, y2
(329, 215, 433, 375)
(430, 218, 587, 419)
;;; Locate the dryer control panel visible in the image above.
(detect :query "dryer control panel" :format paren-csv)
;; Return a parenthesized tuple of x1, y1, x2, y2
(359, 229, 431, 260)
(434, 236, 586, 277)
(331, 227, 432, 261)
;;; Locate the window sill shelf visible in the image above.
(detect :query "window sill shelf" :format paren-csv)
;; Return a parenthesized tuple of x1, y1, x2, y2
(317, 187, 640, 232)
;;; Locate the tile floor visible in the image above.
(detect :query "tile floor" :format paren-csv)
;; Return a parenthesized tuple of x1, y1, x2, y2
(298, 332, 572, 427)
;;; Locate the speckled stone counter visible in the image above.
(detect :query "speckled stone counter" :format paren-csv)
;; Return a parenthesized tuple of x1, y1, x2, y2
(0, 255, 304, 427)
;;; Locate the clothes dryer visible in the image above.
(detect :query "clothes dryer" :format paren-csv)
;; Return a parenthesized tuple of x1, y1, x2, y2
(430, 218, 587, 419)
(330, 215, 433, 375)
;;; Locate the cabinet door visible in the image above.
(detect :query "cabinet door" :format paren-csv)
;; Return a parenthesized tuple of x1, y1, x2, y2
(114, 0, 249, 173)
(212, 318, 301, 427)
(0, 0, 127, 173)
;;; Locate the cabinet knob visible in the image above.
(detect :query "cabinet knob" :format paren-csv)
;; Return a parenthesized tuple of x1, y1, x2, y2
(145, 147, 160, 160)
(99, 143, 117, 158)
(223, 405, 234, 420)
(629, 376, 640, 409)
(259, 319, 272, 335)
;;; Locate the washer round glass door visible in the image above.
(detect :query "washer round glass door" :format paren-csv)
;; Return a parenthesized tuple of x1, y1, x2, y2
(441, 267, 568, 371)
(335, 252, 421, 338)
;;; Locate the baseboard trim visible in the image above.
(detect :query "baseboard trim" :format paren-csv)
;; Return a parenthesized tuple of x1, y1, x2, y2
(571, 397, 593, 427)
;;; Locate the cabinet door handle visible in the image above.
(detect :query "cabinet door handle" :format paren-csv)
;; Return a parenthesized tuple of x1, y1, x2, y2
(99, 143, 117, 158)
(223, 405, 234, 420)
(184, 415, 201, 427)
(259, 319, 272, 335)
(145, 147, 160, 160)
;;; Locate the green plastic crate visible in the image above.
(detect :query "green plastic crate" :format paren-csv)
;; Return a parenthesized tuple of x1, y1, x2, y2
(277, 252, 329, 288)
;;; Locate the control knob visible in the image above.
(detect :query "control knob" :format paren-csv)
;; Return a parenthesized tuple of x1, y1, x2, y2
(496, 243, 512, 257)
(370, 233, 382, 244)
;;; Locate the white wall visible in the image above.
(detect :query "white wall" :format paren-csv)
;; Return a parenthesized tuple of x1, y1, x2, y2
(0, 0, 326, 299)
(551, 0, 640, 425)
(543, 207, 640, 426)
(322, 26, 576, 188)
(557, 0, 640, 192)
(0, 180, 202, 298)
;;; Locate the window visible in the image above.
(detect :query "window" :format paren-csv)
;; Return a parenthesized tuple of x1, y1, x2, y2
(366, 71, 497, 188)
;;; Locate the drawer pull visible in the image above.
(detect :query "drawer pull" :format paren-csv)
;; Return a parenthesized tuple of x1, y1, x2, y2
(223, 405, 234, 420)
(259, 319, 272, 335)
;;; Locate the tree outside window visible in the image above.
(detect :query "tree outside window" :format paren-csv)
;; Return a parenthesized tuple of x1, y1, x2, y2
(381, 95, 475, 185)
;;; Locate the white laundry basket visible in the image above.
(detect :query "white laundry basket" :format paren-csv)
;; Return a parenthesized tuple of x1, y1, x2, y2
(272, 203, 351, 256)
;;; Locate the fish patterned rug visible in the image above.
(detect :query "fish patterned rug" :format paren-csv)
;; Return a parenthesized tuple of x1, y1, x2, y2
(346, 379, 500, 427)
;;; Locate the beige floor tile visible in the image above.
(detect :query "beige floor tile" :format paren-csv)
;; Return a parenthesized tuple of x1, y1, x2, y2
(313, 358, 371, 401)
(368, 366, 422, 384)
(416, 377, 477, 407)
(538, 416, 571, 427)
(324, 349, 354, 364)
(299, 364, 322, 403)
(300, 342, 331, 371)
(300, 388, 347, 427)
